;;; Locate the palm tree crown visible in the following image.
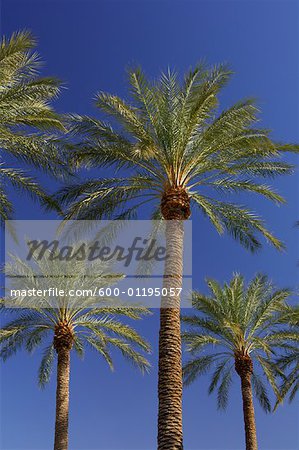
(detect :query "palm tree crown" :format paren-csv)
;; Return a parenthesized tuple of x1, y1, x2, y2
(0, 252, 151, 384)
(58, 65, 298, 250)
(0, 302, 151, 383)
(182, 274, 298, 411)
(0, 30, 66, 223)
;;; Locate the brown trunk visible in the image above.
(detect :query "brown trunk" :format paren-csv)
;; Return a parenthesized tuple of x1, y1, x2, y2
(235, 354, 258, 450)
(53, 321, 73, 450)
(54, 347, 70, 450)
(158, 217, 185, 450)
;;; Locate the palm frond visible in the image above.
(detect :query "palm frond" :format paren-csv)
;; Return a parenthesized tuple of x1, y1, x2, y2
(0, 30, 66, 223)
(251, 372, 271, 412)
(38, 344, 55, 388)
(217, 365, 233, 410)
(183, 355, 216, 386)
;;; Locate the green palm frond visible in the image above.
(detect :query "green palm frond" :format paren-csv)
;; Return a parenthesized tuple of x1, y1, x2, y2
(251, 372, 271, 412)
(278, 304, 299, 326)
(0, 30, 68, 223)
(38, 344, 55, 388)
(86, 336, 114, 370)
(55, 175, 158, 222)
(0, 165, 61, 218)
(182, 332, 220, 353)
(191, 194, 283, 251)
(217, 365, 233, 410)
(0, 185, 13, 222)
(206, 178, 285, 204)
(183, 355, 216, 386)
(104, 337, 150, 373)
(208, 358, 231, 395)
(273, 306, 299, 406)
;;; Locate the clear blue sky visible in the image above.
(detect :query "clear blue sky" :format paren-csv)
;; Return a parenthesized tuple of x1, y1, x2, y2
(1, 1, 299, 449)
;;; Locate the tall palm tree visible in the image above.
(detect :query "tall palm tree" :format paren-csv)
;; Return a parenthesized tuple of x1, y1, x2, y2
(0, 30, 66, 223)
(56, 65, 298, 449)
(182, 274, 298, 450)
(0, 252, 151, 450)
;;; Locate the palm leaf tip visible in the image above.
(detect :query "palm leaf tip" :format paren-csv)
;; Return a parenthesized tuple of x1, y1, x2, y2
(0, 29, 36, 57)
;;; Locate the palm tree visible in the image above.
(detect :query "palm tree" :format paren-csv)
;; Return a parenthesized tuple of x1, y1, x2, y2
(56, 65, 298, 449)
(0, 251, 151, 450)
(182, 274, 298, 450)
(0, 30, 66, 223)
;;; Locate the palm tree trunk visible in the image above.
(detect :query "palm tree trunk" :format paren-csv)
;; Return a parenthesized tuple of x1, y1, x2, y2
(239, 371, 258, 450)
(54, 347, 70, 450)
(158, 220, 184, 450)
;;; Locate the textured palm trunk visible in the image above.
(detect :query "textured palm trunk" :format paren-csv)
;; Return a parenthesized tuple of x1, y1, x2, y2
(54, 347, 71, 450)
(158, 219, 185, 450)
(240, 372, 258, 450)
(235, 355, 258, 450)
